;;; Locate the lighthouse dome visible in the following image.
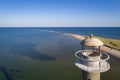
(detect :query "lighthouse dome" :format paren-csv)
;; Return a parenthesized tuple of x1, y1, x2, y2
(81, 34, 104, 47)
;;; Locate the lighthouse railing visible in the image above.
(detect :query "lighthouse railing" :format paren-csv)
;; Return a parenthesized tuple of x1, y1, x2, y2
(75, 50, 110, 72)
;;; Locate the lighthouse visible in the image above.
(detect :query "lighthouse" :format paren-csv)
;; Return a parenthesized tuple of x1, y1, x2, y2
(75, 34, 110, 80)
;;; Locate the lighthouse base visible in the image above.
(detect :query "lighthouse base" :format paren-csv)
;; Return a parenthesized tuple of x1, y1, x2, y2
(82, 70, 100, 80)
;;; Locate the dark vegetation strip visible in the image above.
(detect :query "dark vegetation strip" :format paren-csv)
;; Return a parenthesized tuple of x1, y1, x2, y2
(97, 37, 120, 51)
(0, 65, 13, 80)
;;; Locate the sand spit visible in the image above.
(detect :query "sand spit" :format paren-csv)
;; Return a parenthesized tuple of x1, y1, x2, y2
(40, 30, 120, 60)
(101, 46, 120, 59)
(64, 33, 120, 60)
(64, 33, 85, 40)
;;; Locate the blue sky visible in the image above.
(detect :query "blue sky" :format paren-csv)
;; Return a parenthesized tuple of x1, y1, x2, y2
(0, 0, 120, 27)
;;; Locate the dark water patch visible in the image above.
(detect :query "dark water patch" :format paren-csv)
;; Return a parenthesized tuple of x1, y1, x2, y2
(11, 43, 56, 61)
(0, 65, 13, 80)
(9, 68, 20, 73)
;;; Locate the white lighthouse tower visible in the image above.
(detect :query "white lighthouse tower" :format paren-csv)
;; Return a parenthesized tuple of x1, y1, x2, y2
(75, 34, 110, 80)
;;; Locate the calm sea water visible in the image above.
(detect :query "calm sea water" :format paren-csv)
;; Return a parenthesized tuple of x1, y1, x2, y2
(43, 27, 120, 39)
(1, 27, 119, 39)
(0, 27, 120, 80)
(0, 27, 81, 80)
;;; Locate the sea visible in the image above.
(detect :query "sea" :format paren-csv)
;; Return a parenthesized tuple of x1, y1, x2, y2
(1, 27, 120, 39)
(0, 27, 120, 80)
(47, 27, 120, 39)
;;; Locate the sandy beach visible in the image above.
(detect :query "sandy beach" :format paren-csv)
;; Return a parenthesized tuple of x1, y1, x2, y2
(64, 33, 85, 40)
(101, 46, 120, 59)
(64, 33, 120, 60)
(40, 30, 120, 60)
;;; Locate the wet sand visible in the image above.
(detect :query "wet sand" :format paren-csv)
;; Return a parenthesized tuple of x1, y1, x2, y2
(64, 33, 120, 60)
(101, 46, 120, 59)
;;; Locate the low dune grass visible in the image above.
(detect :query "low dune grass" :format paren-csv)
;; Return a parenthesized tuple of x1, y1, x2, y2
(97, 37, 120, 51)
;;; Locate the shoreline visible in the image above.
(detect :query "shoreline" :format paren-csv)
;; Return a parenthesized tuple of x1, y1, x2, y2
(64, 33, 120, 60)
(101, 46, 120, 60)
(39, 29, 120, 60)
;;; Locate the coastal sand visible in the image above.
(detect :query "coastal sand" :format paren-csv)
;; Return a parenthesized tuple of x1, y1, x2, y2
(64, 33, 120, 60)
(40, 30, 120, 60)
(101, 46, 120, 59)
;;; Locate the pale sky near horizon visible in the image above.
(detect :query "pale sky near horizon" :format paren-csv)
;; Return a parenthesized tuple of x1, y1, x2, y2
(0, 0, 120, 27)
